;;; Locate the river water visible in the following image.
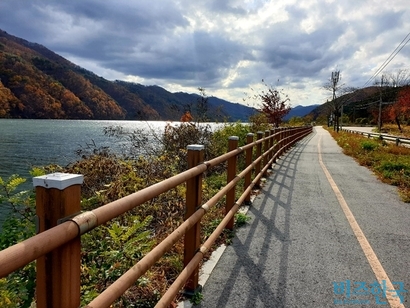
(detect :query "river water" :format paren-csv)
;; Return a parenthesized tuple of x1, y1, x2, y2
(0, 119, 173, 226)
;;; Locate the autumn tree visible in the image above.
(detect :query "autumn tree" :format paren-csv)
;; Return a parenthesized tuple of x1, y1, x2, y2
(383, 71, 410, 131)
(0, 80, 17, 117)
(180, 111, 193, 122)
(256, 81, 291, 127)
(386, 86, 410, 132)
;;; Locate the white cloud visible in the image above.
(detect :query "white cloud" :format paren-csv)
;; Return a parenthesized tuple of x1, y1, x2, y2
(0, 0, 409, 107)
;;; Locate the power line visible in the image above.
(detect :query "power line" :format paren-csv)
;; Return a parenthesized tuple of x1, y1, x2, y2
(337, 33, 410, 107)
(323, 33, 410, 113)
(363, 31, 410, 87)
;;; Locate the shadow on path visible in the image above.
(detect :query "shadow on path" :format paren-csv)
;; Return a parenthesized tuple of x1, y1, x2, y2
(196, 131, 316, 308)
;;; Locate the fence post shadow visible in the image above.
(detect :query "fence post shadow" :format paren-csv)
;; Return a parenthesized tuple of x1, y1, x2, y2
(195, 131, 315, 308)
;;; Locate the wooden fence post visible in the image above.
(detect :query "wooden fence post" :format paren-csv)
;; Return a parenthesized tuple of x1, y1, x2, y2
(184, 144, 204, 294)
(273, 128, 279, 164)
(287, 128, 290, 149)
(226, 136, 239, 230)
(269, 128, 275, 168)
(278, 127, 284, 157)
(244, 133, 254, 205)
(255, 131, 263, 187)
(263, 130, 270, 176)
(287, 127, 292, 150)
(285, 127, 292, 152)
(33, 173, 83, 308)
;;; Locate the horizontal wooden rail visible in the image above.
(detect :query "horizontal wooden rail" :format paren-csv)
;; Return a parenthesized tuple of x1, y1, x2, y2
(156, 127, 312, 307)
(0, 125, 313, 308)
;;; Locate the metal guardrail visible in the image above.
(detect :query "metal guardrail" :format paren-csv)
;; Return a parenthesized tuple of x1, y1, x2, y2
(0, 126, 313, 308)
(341, 128, 410, 147)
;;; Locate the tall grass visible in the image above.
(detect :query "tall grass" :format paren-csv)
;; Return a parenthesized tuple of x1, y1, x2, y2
(327, 128, 410, 202)
(376, 124, 410, 137)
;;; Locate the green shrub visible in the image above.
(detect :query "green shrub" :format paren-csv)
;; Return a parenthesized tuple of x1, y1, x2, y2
(0, 278, 19, 308)
(248, 113, 271, 133)
(235, 212, 251, 228)
(360, 140, 379, 151)
(80, 215, 155, 305)
(209, 122, 249, 155)
(190, 290, 204, 305)
(377, 161, 410, 173)
(0, 174, 37, 308)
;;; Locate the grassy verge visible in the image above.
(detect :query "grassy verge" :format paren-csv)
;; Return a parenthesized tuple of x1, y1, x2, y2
(375, 124, 410, 137)
(326, 127, 410, 202)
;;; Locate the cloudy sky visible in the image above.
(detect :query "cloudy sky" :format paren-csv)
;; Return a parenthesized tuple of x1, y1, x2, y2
(0, 0, 409, 107)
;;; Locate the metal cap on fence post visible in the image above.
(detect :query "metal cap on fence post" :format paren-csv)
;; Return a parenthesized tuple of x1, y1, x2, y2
(226, 136, 239, 230)
(33, 172, 83, 308)
(184, 144, 204, 295)
(244, 133, 254, 205)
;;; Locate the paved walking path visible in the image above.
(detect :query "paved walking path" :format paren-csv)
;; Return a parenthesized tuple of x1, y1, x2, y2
(194, 126, 410, 308)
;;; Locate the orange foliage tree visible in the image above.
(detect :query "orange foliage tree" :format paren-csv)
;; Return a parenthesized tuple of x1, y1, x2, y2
(0, 80, 16, 117)
(258, 83, 291, 127)
(180, 111, 193, 122)
(386, 86, 410, 132)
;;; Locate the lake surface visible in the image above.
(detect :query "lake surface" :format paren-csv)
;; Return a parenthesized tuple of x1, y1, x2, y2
(0, 119, 224, 227)
(0, 119, 173, 226)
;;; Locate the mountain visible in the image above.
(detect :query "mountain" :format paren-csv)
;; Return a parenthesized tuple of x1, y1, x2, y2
(284, 104, 320, 120)
(0, 29, 256, 121)
(308, 86, 404, 123)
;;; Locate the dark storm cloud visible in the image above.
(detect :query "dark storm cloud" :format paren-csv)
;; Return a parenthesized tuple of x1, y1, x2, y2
(0, 0, 409, 105)
(54, 0, 189, 33)
(259, 18, 347, 82)
(0, 0, 246, 87)
(108, 30, 249, 87)
(0, 1, 47, 43)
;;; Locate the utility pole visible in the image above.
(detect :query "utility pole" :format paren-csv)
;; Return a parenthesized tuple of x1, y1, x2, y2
(378, 75, 384, 132)
(331, 71, 341, 132)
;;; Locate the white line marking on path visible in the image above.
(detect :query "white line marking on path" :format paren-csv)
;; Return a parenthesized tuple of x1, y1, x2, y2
(318, 135, 405, 308)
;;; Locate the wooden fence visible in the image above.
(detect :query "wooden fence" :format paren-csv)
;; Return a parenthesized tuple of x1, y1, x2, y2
(0, 126, 312, 308)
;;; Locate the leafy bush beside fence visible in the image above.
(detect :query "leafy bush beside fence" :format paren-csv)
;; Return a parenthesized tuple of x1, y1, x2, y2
(0, 120, 258, 307)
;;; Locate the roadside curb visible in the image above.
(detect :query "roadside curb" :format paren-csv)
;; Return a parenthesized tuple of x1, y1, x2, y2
(177, 197, 256, 307)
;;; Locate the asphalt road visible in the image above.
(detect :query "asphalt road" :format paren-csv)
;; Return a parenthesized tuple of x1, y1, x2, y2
(340, 126, 375, 133)
(194, 126, 410, 308)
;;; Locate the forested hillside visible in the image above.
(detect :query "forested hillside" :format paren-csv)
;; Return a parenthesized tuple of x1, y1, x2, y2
(309, 85, 410, 126)
(0, 30, 256, 121)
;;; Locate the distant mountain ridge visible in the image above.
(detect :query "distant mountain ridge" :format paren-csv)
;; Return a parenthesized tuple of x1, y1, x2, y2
(284, 104, 320, 120)
(0, 29, 256, 121)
